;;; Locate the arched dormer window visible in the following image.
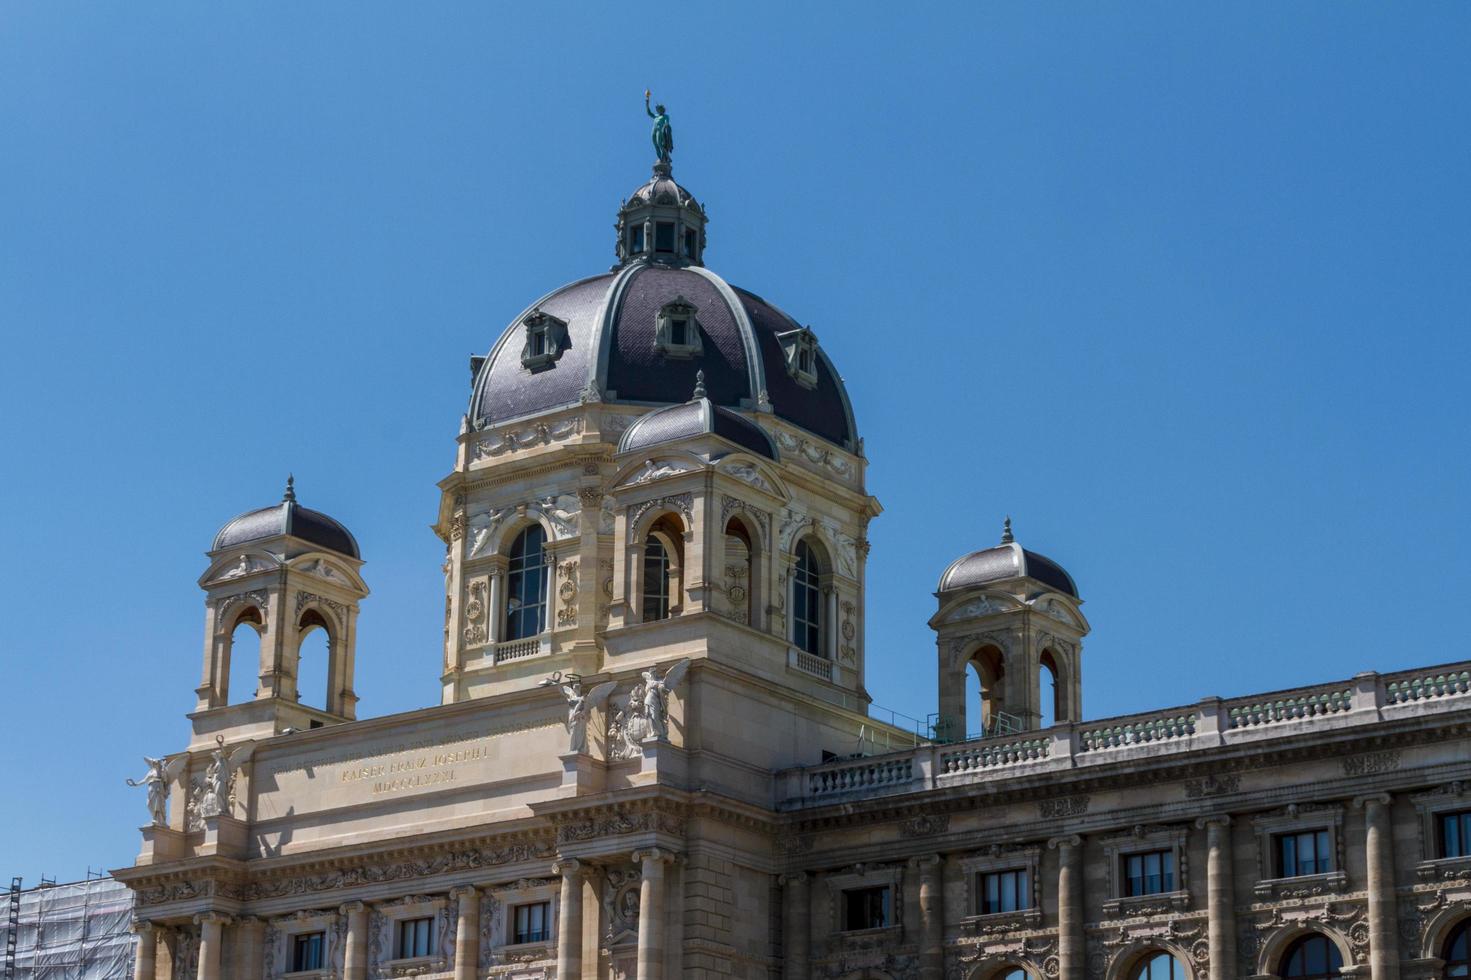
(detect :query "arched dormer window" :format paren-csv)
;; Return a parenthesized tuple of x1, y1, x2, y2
(778, 327, 820, 388)
(1444, 919, 1470, 977)
(792, 539, 824, 656)
(506, 525, 549, 640)
(1129, 952, 1185, 980)
(1282, 934, 1343, 979)
(641, 515, 685, 622)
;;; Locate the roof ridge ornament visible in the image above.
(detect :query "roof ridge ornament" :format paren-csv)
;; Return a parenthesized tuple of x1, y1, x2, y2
(283, 474, 297, 504)
(692, 370, 707, 401)
(1000, 515, 1014, 545)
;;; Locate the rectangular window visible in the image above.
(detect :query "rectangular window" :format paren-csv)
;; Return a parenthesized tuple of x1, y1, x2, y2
(1276, 829, 1332, 877)
(669, 318, 688, 346)
(842, 886, 891, 931)
(1440, 811, 1471, 859)
(683, 228, 698, 258)
(396, 917, 433, 959)
(529, 329, 546, 357)
(1123, 849, 1175, 896)
(655, 221, 675, 253)
(513, 901, 550, 944)
(628, 225, 645, 254)
(291, 932, 324, 972)
(979, 869, 1031, 915)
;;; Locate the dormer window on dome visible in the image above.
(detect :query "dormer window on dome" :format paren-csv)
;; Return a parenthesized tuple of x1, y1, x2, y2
(653, 296, 703, 359)
(521, 310, 568, 371)
(778, 326, 821, 389)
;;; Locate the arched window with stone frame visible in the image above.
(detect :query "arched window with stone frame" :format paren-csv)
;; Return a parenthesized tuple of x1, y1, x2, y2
(638, 513, 686, 623)
(1280, 933, 1343, 979)
(504, 524, 550, 641)
(790, 537, 830, 657)
(1443, 918, 1470, 978)
(1127, 950, 1187, 980)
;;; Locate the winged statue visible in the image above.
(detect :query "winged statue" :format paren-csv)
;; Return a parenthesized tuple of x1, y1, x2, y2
(640, 658, 691, 741)
(541, 672, 618, 755)
(126, 755, 188, 827)
(200, 737, 257, 820)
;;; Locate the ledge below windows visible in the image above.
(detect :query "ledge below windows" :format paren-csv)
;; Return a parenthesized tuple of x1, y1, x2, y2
(1252, 869, 1348, 900)
(960, 908, 1043, 935)
(1415, 854, 1471, 882)
(1102, 889, 1191, 918)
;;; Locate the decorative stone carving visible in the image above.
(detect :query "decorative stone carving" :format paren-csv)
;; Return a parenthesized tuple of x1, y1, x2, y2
(723, 461, 772, 493)
(602, 866, 642, 946)
(215, 554, 273, 582)
(772, 428, 855, 480)
(777, 508, 810, 553)
(466, 507, 514, 559)
(473, 416, 583, 460)
(538, 494, 581, 539)
(899, 813, 949, 837)
(296, 590, 348, 626)
(627, 493, 693, 533)
(839, 600, 857, 663)
(1184, 773, 1241, 798)
(626, 458, 695, 486)
(719, 494, 770, 546)
(599, 495, 616, 535)
(1342, 749, 1401, 776)
(942, 596, 1014, 623)
(539, 672, 616, 755)
(1039, 795, 1090, 819)
(215, 590, 269, 632)
(126, 755, 185, 827)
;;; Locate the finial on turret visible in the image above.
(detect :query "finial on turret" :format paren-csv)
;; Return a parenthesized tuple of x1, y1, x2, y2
(1000, 515, 1013, 544)
(692, 370, 707, 400)
(283, 474, 297, 504)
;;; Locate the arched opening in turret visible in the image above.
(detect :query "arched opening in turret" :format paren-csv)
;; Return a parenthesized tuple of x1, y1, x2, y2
(967, 645, 1005, 739)
(296, 609, 332, 710)
(1039, 649, 1061, 728)
(723, 517, 758, 627)
(225, 609, 264, 704)
(641, 514, 685, 622)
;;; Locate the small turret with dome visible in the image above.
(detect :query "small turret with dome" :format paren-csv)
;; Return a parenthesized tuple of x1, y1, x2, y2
(930, 518, 1089, 739)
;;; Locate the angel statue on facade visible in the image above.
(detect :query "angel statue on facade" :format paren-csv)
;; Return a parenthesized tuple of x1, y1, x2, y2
(200, 737, 256, 820)
(541, 672, 617, 755)
(645, 90, 673, 165)
(640, 659, 691, 741)
(126, 755, 186, 826)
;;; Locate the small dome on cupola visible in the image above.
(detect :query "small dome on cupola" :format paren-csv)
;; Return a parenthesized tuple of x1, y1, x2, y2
(211, 476, 360, 559)
(616, 161, 708, 267)
(618, 371, 778, 460)
(937, 517, 1077, 598)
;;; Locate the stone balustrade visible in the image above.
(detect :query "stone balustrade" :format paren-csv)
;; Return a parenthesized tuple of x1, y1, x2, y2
(492, 637, 541, 664)
(775, 659, 1471, 809)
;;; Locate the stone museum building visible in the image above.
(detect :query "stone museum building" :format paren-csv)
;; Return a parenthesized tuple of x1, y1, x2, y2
(113, 138, 1471, 980)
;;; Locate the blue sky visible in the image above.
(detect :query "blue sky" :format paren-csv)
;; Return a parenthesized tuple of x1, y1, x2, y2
(2, 4, 1467, 882)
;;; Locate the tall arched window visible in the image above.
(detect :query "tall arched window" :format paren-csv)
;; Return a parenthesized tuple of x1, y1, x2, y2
(643, 534, 672, 621)
(1130, 951, 1185, 980)
(1444, 920, 1469, 979)
(296, 609, 331, 709)
(792, 539, 823, 656)
(506, 525, 549, 640)
(1281, 934, 1343, 979)
(226, 610, 264, 704)
(641, 515, 684, 622)
(1039, 649, 1061, 727)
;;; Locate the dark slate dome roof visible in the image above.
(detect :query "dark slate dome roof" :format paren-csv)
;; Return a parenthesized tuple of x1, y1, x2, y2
(618, 382, 778, 460)
(212, 478, 360, 559)
(468, 167, 858, 451)
(938, 522, 1077, 598)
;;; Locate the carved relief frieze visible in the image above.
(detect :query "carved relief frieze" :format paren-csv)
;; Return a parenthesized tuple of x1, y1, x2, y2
(214, 590, 269, 632)
(296, 590, 348, 626)
(627, 493, 693, 533)
(719, 494, 770, 547)
(899, 812, 949, 838)
(602, 865, 642, 947)
(473, 416, 583, 460)
(1342, 749, 1401, 776)
(1038, 795, 1089, 819)
(772, 428, 856, 482)
(1183, 773, 1241, 798)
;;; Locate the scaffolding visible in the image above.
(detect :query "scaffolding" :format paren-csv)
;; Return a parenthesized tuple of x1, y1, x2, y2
(0, 878, 133, 980)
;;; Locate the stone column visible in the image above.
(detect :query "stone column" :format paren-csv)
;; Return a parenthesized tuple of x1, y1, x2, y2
(340, 902, 368, 980)
(1049, 835, 1084, 980)
(195, 913, 229, 980)
(915, 855, 944, 980)
(487, 568, 503, 644)
(131, 922, 158, 980)
(451, 886, 480, 980)
(824, 587, 839, 661)
(1196, 816, 1237, 980)
(233, 917, 266, 980)
(1360, 794, 1402, 980)
(635, 848, 674, 980)
(555, 859, 584, 980)
(780, 872, 810, 980)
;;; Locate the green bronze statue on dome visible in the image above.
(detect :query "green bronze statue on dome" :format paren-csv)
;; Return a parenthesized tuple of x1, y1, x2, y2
(645, 90, 673, 166)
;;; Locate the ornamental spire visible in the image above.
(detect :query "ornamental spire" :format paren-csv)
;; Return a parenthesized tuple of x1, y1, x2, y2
(283, 474, 297, 504)
(692, 370, 707, 401)
(1000, 515, 1014, 545)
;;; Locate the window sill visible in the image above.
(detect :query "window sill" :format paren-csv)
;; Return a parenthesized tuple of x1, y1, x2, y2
(382, 955, 442, 976)
(1103, 889, 1191, 917)
(500, 940, 554, 957)
(961, 908, 1042, 933)
(1252, 869, 1347, 899)
(836, 924, 901, 942)
(282, 971, 328, 980)
(1415, 854, 1471, 882)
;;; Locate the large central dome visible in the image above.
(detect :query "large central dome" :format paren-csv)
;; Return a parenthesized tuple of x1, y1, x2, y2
(468, 165, 858, 451)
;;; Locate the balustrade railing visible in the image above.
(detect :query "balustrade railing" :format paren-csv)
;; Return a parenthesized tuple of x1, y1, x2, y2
(806, 754, 913, 798)
(1079, 712, 1197, 751)
(493, 637, 542, 664)
(1384, 668, 1471, 704)
(1226, 687, 1353, 729)
(940, 736, 1049, 774)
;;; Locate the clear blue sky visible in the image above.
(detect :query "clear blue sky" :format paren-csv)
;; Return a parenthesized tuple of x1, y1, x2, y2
(2, 3, 1467, 883)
